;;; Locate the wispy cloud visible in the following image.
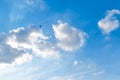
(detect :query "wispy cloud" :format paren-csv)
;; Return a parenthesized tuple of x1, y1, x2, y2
(48, 60, 104, 80)
(98, 9, 120, 34)
(25, 0, 34, 5)
(8, 0, 48, 23)
(0, 57, 104, 80)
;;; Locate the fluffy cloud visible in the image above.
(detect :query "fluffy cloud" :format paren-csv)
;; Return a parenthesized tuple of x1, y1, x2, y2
(52, 21, 87, 51)
(0, 25, 60, 64)
(7, 25, 60, 59)
(0, 21, 87, 64)
(98, 9, 120, 34)
(7, 25, 48, 48)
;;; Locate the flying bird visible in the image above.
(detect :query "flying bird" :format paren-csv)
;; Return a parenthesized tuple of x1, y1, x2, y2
(40, 25, 42, 28)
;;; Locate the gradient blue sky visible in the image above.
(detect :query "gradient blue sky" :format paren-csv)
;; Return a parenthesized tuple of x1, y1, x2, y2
(0, 0, 120, 80)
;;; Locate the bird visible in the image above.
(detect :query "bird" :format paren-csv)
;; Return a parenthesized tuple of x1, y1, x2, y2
(39, 25, 42, 28)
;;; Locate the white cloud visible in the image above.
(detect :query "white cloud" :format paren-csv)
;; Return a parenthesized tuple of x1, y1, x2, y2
(98, 9, 120, 34)
(7, 25, 60, 59)
(0, 20, 87, 66)
(52, 20, 87, 51)
(0, 24, 61, 65)
(8, 26, 48, 47)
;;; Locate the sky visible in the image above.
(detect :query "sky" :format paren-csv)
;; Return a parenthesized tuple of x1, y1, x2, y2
(0, 0, 120, 80)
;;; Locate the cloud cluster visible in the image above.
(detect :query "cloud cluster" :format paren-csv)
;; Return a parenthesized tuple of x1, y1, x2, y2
(0, 21, 87, 65)
(53, 21, 87, 51)
(98, 9, 120, 34)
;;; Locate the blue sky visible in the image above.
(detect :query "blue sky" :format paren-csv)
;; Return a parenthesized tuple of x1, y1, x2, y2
(0, 0, 120, 80)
